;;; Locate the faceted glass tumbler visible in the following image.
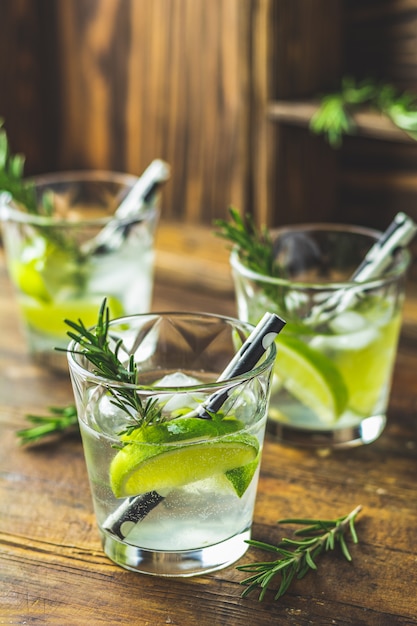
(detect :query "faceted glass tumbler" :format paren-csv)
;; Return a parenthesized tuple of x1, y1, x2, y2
(0, 171, 159, 369)
(231, 223, 410, 448)
(67, 312, 276, 576)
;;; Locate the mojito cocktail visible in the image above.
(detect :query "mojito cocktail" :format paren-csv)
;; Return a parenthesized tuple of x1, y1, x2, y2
(67, 312, 276, 576)
(0, 171, 159, 368)
(231, 224, 410, 447)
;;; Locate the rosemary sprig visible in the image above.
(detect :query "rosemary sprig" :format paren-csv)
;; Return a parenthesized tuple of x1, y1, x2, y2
(215, 206, 281, 278)
(215, 207, 290, 315)
(17, 405, 79, 445)
(237, 505, 362, 601)
(62, 299, 164, 436)
(310, 76, 417, 147)
(0, 120, 84, 259)
(16, 301, 165, 445)
(0, 119, 38, 213)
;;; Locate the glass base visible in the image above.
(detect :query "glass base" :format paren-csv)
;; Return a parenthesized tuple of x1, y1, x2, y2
(267, 414, 386, 449)
(100, 528, 251, 577)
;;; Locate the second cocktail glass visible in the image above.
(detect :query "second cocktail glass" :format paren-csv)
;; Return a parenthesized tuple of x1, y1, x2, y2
(231, 223, 410, 448)
(0, 170, 161, 369)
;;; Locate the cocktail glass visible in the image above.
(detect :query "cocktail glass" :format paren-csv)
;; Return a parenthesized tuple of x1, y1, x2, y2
(230, 223, 410, 448)
(67, 312, 276, 576)
(0, 171, 159, 369)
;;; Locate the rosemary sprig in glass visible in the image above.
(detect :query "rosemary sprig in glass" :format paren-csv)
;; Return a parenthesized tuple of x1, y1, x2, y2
(215, 207, 289, 313)
(237, 505, 362, 601)
(62, 299, 164, 437)
(0, 119, 83, 258)
(215, 206, 279, 278)
(17, 300, 162, 445)
(0, 119, 38, 213)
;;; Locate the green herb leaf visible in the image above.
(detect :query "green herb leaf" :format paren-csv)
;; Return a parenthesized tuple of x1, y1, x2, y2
(237, 505, 362, 601)
(0, 120, 85, 258)
(310, 76, 417, 147)
(214, 206, 283, 278)
(61, 298, 164, 436)
(17, 405, 79, 445)
(0, 119, 38, 212)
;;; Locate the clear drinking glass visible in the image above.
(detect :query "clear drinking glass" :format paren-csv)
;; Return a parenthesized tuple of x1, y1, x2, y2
(230, 223, 410, 448)
(0, 171, 159, 369)
(67, 312, 276, 577)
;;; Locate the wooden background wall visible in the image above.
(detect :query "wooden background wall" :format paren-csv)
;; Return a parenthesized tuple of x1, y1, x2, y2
(1, 0, 417, 232)
(0, 0, 268, 225)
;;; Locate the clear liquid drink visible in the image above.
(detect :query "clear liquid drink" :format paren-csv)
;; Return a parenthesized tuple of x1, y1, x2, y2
(67, 313, 276, 576)
(231, 224, 410, 447)
(0, 171, 159, 369)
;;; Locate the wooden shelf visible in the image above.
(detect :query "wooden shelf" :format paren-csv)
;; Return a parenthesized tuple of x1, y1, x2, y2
(267, 99, 415, 143)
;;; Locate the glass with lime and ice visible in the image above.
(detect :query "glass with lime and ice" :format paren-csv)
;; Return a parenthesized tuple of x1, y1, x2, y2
(0, 168, 164, 369)
(67, 310, 278, 576)
(227, 218, 413, 447)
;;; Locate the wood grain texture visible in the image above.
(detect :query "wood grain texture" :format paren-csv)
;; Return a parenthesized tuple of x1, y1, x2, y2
(1, 235, 417, 625)
(1, 0, 417, 235)
(51, 0, 255, 225)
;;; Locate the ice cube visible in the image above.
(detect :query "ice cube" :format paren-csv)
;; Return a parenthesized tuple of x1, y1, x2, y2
(154, 372, 202, 388)
(329, 311, 367, 334)
(312, 325, 379, 352)
(153, 372, 205, 413)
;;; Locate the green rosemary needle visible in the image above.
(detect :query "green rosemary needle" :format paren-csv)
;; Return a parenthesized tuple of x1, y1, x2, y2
(0, 120, 84, 259)
(215, 206, 280, 278)
(62, 299, 164, 438)
(16, 301, 165, 446)
(237, 505, 362, 601)
(0, 119, 38, 212)
(17, 405, 79, 445)
(310, 76, 417, 147)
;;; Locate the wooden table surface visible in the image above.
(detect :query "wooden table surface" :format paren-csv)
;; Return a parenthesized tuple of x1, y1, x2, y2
(1, 223, 417, 625)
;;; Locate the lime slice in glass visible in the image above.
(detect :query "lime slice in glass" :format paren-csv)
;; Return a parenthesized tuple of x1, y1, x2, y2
(10, 259, 51, 301)
(334, 315, 401, 416)
(21, 296, 124, 337)
(110, 417, 259, 498)
(224, 454, 260, 497)
(274, 334, 348, 425)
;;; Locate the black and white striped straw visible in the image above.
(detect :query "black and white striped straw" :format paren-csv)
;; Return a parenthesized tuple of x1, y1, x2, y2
(82, 159, 171, 255)
(309, 211, 417, 324)
(103, 311, 285, 540)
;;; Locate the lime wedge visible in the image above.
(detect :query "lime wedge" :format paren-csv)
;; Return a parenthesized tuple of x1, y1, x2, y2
(110, 417, 259, 498)
(335, 315, 401, 416)
(274, 334, 348, 425)
(10, 259, 51, 302)
(224, 454, 260, 497)
(21, 295, 124, 337)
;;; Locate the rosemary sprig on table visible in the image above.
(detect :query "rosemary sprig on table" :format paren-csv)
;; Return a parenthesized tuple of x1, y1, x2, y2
(237, 505, 362, 601)
(17, 300, 162, 445)
(310, 76, 417, 147)
(17, 405, 79, 445)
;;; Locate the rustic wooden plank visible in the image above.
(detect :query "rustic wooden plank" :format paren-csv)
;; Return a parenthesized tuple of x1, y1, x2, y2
(1, 235, 417, 626)
(345, 0, 417, 88)
(50, 0, 255, 225)
(268, 100, 417, 143)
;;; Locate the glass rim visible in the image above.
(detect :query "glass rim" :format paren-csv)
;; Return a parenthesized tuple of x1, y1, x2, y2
(66, 311, 277, 394)
(230, 222, 411, 290)
(0, 169, 158, 227)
